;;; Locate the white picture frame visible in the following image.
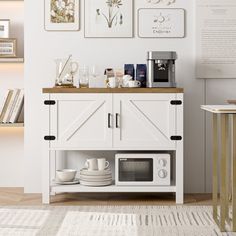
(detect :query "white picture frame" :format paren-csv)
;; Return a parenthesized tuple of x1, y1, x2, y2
(84, 0, 133, 38)
(44, 0, 80, 31)
(0, 39, 17, 58)
(138, 8, 185, 38)
(0, 19, 10, 38)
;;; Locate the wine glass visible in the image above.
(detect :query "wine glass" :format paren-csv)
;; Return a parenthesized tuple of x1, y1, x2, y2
(90, 65, 100, 79)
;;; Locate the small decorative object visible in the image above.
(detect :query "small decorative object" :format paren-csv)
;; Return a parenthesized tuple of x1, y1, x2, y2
(127, 80, 141, 88)
(88, 65, 105, 88)
(84, 0, 133, 38)
(114, 68, 124, 87)
(79, 65, 89, 88)
(136, 64, 147, 87)
(138, 8, 185, 38)
(107, 77, 119, 88)
(56, 169, 77, 182)
(0, 19, 10, 38)
(89, 75, 107, 88)
(54, 55, 79, 88)
(122, 74, 132, 87)
(0, 38, 16, 58)
(146, 0, 176, 5)
(44, 0, 80, 31)
(124, 64, 135, 79)
(97, 158, 110, 171)
(80, 158, 112, 187)
(104, 68, 115, 78)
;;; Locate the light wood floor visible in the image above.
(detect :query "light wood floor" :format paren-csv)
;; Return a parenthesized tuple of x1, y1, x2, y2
(0, 188, 212, 206)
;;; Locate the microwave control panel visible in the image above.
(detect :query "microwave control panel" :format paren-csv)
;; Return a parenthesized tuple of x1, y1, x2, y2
(155, 154, 171, 186)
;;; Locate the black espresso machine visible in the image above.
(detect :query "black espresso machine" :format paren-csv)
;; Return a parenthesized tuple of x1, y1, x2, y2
(147, 51, 177, 88)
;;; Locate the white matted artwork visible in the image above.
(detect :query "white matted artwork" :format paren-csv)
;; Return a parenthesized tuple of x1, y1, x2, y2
(84, 0, 133, 38)
(196, 0, 236, 78)
(0, 20, 10, 38)
(44, 0, 80, 31)
(138, 8, 185, 38)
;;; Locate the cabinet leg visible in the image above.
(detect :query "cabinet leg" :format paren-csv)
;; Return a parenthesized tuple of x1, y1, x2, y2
(42, 191, 50, 204)
(176, 94, 184, 205)
(176, 141, 184, 204)
(42, 149, 50, 204)
(50, 151, 56, 196)
(176, 192, 184, 204)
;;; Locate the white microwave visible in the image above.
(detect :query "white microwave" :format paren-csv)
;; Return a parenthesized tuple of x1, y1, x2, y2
(115, 154, 171, 186)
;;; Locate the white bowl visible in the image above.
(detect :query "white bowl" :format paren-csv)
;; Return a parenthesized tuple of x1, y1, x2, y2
(56, 169, 77, 182)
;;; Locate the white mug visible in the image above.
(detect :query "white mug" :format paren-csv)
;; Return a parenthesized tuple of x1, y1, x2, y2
(97, 158, 110, 171)
(85, 158, 98, 171)
(128, 80, 141, 88)
(107, 77, 119, 88)
(122, 75, 133, 87)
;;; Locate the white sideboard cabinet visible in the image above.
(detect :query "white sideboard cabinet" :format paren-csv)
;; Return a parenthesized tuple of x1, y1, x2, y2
(42, 88, 184, 204)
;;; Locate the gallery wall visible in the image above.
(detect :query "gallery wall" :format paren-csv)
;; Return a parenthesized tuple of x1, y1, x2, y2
(25, 0, 210, 193)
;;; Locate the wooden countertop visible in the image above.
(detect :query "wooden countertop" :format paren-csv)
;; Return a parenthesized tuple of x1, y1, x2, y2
(42, 87, 184, 93)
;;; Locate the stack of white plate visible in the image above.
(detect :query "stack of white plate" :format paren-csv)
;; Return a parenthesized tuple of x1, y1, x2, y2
(80, 168, 112, 187)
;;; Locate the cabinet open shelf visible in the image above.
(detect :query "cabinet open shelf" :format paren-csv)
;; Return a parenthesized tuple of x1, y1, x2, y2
(0, 58, 24, 63)
(0, 123, 24, 127)
(51, 181, 177, 193)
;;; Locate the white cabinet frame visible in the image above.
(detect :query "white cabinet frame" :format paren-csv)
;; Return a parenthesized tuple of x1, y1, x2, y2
(42, 92, 184, 204)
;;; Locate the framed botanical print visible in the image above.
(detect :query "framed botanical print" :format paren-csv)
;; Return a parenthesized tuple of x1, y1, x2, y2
(85, 0, 133, 38)
(44, 0, 80, 31)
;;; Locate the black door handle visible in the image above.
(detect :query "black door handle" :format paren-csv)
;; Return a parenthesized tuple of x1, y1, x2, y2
(116, 113, 119, 128)
(108, 113, 112, 128)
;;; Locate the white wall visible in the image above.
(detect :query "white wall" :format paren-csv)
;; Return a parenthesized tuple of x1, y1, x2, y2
(0, 1, 24, 187)
(25, 0, 207, 193)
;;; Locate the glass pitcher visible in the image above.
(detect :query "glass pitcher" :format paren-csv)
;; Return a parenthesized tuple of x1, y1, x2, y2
(55, 57, 79, 87)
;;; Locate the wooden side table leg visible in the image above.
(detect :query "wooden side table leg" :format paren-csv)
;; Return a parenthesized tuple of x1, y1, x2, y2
(220, 114, 227, 231)
(213, 114, 218, 223)
(232, 114, 236, 231)
(225, 115, 230, 224)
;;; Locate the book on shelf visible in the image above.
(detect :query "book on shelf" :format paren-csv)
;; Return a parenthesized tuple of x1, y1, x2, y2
(0, 89, 13, 123)
(0, 88, 24, 124)
(10, 89, 24, 123)
(2, 89, 19, 123)
(0, 90, 10, 117)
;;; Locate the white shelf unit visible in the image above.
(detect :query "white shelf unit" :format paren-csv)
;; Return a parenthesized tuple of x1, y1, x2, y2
(0, 0, 24, 125)
(42, 91, 184, 204)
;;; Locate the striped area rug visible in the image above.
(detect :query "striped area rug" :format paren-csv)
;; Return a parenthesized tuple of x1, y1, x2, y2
(0, 206, 235, 236)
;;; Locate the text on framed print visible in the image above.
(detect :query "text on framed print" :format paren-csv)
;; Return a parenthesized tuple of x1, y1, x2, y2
(138, 8, 185, 38)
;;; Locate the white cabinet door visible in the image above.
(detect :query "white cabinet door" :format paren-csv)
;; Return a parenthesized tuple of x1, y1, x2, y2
(50, 94, 113, 149)
(113, 94, 177, 149)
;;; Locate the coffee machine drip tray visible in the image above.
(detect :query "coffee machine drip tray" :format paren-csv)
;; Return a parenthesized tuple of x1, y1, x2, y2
(147, 51, 177, 88)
